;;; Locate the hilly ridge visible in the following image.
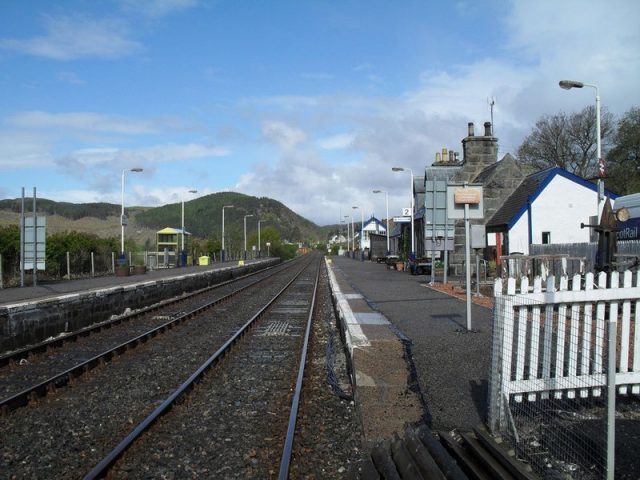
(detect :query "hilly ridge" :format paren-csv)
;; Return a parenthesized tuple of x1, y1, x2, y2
(0, 193, 334, 246)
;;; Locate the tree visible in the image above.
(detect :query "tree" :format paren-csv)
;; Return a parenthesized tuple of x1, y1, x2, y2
(606, 107, 640, 195)
(517, 105, 615, 178)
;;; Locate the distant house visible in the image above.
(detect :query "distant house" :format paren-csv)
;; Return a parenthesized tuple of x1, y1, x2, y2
(486, 167, 618, 256)
(354, 216, 387, 251)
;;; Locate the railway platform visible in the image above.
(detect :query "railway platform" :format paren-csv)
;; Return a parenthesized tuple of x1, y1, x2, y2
(0, 258, 277, 352)
(326, 254, 494, 438)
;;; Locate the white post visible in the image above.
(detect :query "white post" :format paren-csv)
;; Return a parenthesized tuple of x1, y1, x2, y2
(0, 253, 3, 289)
(91, 252, 95, 277)
(66, 251, 71, 280)
(606, 272, 617, 480)
(111, 252, 115, 272)
(465, 202, 472, 330)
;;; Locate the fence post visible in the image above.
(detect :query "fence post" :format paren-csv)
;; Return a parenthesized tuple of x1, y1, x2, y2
(606, 271, 618, 480)
(66, 251, 71, 280)
(91, 252, 95, 277)
(111, 252, 115, 272)
(0, 253, 3, 289)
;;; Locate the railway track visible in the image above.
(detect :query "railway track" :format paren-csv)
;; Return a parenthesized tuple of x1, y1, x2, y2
(1, 254, 337, 478)
(0, 258, 297, 411)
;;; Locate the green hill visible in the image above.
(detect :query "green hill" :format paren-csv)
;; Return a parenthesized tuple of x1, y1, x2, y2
(0, 192, 330, 246)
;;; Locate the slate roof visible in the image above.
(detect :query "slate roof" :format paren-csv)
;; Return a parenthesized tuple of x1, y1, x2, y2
(473, 154, 512, 183)
(487, 166, 618, 231)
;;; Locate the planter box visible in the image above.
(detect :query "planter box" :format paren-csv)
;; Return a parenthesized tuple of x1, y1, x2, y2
(132, 266, 147, 275)
(114, 265, 130, 277)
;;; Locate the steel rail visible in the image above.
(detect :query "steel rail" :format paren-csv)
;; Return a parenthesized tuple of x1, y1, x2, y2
(82, 256, 316, 480)
(0, 259, 301, 414)
(278, 258, 321, 479)
(0, 259, 289, 368)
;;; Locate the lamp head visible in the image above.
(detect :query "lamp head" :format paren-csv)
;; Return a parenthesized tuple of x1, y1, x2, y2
(189, 189, 197, 194)
(373, 189, 382, 193)
(392, 167, 404, 172)
(559, 80, 584, 90)
(352, 206, 359, 210)
(131, 167, 143, 172)
(615, 207, 630, 223)
(223, 205, 234, 208)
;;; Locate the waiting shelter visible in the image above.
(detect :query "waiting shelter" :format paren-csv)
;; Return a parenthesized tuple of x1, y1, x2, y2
(156, 227, 191, 267)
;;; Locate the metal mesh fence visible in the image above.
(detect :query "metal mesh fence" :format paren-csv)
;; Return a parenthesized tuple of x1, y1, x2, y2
(488, 271, 640, 479)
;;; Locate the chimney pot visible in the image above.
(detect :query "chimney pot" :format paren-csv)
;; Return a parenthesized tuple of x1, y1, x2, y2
(484, 122, 492, 136)
(468, 122, 474, 136)
(449, 150, 455, 162)
(435, 152, 441, 163)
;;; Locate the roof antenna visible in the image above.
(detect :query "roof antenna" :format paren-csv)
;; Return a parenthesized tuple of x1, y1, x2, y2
(488, 96, 496, 135)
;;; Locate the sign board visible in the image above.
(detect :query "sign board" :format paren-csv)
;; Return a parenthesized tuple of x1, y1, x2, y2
(24, 216, 46, 270)
(121, 214, 128, 226)
(402, 207, 412, 217)
(447, 184, 484, 219)
(471, 224, 487, 249)
(424, 178, 454, 250)
(425, 238, 454, 251)
(393, 216, 411, 223)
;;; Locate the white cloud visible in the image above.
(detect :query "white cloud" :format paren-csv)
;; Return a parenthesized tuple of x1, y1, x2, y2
(0, 131, 54, 168)
(7, 111, 163, 135)
(261, 121, 308, 153)
(56, 71, 85, 85)
(119, 0, 199, 18)
(0, 15, 142, 60)
(317, 133, 354, 150)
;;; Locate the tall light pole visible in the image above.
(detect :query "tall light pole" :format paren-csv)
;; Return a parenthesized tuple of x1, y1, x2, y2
(392, 166, 415, 258)
(120, 167, 143, 257)
(352, 205, 364, 261)
(559, 80, 603, 220)
(181, 189, 197, 258)
(344, 215, 351, 255)
(373, 189, 390, 254)
(221, 205, 233, 262)
(258, 220, 268, 258)
(243, 214, 254, 260)
(561, 80, 614, 480)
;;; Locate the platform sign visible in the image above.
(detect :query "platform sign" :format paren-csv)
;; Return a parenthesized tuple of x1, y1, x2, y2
(425, 179, 455, 251)
(446, 183, 484, 220)
(393, 216, 411, 223)
(24, 216, 46, 270)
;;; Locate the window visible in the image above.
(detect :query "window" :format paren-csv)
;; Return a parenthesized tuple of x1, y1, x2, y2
(542, 231, 551, 244)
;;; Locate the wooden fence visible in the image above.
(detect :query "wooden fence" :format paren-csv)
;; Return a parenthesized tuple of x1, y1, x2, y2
(488, 270, 640, 433)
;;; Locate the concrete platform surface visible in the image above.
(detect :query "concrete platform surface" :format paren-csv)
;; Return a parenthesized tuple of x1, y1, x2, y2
(327, 255, 494, 434)
(0, 259, 267, 307)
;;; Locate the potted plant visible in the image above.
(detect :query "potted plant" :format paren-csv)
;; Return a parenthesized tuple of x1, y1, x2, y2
(132, 254, 147, 275)
(114, 256, 130, 277)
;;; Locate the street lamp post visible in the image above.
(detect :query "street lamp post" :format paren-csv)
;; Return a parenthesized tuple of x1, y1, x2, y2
(352, 206, 364, 261)
(559, 80, 603, 220)
(180, 189, 197, 266)
(221, 205, 233, 262)
(373, 189, 390, 254)
(243, 214, 254, 260)
(258, 220, 268, 258)
(392, 167, 415, 258)
(120, 168, 143, 259)
(344, 215, 351, 256)
(561, 81, 613, 480)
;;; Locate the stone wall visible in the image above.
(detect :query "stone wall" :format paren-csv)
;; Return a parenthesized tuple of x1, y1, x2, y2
(0, 259, 279, 353)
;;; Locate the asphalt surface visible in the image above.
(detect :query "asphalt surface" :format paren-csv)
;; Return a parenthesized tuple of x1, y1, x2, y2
(0, 259, 265, 306)
(330, 255, 493, 432)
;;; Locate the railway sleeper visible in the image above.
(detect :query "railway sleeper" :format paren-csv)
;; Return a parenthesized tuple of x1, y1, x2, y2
(361, 424, 538, 480)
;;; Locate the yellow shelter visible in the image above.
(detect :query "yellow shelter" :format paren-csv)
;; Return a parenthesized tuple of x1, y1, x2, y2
(156, 227, 191, 266)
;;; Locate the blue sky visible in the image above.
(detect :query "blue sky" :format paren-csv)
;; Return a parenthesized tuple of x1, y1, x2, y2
(1, 0, 639, 225)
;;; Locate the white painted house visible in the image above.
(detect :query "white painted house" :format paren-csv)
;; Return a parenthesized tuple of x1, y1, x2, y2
(356, 216, 387, 251)
(486, 167, 618, 256)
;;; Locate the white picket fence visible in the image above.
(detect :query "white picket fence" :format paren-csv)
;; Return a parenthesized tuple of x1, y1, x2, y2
(488, 270, 640, 432)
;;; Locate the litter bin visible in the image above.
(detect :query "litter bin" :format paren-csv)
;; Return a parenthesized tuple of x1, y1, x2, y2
(198, 256, 210, 266)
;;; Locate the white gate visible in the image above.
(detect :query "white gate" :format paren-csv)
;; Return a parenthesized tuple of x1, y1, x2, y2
(488, 270, 640, 433)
